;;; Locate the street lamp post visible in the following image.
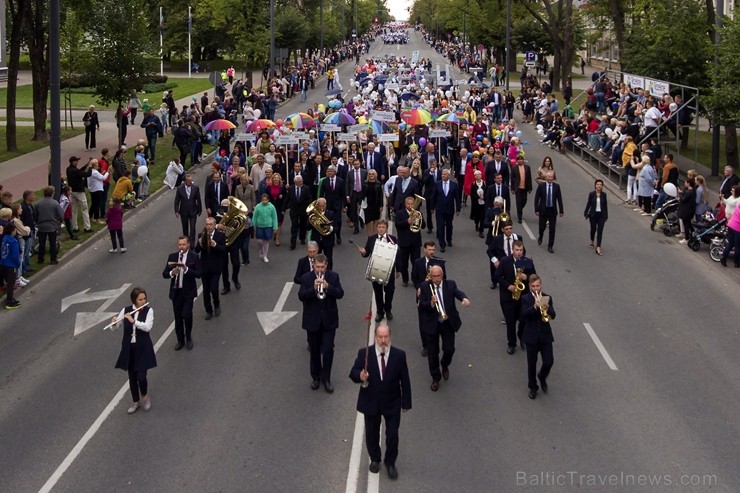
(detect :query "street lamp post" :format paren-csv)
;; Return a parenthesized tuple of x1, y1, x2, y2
(270, 0, 275, 79)
(320, 0, 324, 53)
(50, 0, 61, 197)
(505, 0, 511, 92)
(711, 0, 724, 176)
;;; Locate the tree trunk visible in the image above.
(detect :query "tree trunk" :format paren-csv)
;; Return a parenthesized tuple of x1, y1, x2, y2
(609, 0, 626, 60)
(726, 124, 739, 169)
(5, 0, 26, 152)
(24, 0, 50, 142)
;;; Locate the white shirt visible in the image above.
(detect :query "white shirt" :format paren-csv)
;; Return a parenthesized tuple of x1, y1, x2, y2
(113, 305, 154, 333)
(375, 344, 390, 381)
(644, 106, 662, 127)
(595, 193, 602, 212)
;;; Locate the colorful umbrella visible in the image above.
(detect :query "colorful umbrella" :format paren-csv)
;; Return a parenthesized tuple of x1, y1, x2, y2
(325, 89, 343, 97)
(323, 111, 356, 126)
(400, 108, 433, 126)
(368, 120, 391, 135)
(435, 113, 468, 125)
(246, 119, 276, 132)
(204, 119, 237, 131)
(284, 113, 315, 129)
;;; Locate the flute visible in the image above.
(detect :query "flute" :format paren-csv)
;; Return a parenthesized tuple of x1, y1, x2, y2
(103, 302, 150, 331)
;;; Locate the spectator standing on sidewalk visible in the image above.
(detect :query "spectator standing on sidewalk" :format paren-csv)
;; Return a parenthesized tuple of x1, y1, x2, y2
(1, 223, 22, 310)
(106, 197, 126, 254)
(87, 159, 109, 225)
(66, 156, 93, 233)
(83, 105, 100, 150)
(19, 190, 36, 274)
(128, 90, 141, 125)
(34, 186, 63, 265)
(58, 186, 76, 239)
(141, 109, 164, 162)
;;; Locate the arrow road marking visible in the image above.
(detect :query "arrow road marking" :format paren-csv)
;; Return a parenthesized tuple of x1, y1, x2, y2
(256, 282, 298, 335)
(583, 323, 618, 371)
(61, 284, 131, 313)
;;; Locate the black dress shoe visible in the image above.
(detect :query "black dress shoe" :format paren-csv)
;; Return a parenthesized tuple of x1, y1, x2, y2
(386, 464, 398, 480)
(720, 258, 727, 266)
(323, 380, 334, 393)
(375, 314, 383, 322)
(186, 340, 193, 350)
(478, 232, 484, 238)
(290, 245, 296, 250)
(337, 237, 342, 245)
(205, 312, 213, 320)
(386, 312, 393, 321)
(537, 237, 542, 245)
(215, 306, 221, 317)
(421, 347, 428, 357)
(442, 366, 449, 381)
(353, 229, 359, 234)
(402, 281, 409, 287)
(174, 342, 184, 351)
(440, 247, 446, 253)
(447, 242, 453, 247)
(540, 378, 548, 393)
(547, 246, 554, 254)
(311, 379, 320, 390)
(507, 346, 516, 355)
(221, 288, 230, 295)
(529, 389, 537, 399)
(369, 461, 380, 474)
(235, 282, 241, 290)
(427, 229, 433, 234)
(430, 381, 440, 391)
(517, 219, 522, 224)
(84, 228, 93, 233)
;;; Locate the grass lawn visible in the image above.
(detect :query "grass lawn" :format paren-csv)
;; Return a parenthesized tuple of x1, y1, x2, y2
(0, 78, 214, 110)
(664, 129, 725, 171)
(0, 126, 85, 162)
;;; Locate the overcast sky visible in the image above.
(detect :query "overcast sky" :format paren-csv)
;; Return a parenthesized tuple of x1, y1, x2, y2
(388, 0, 412, 20)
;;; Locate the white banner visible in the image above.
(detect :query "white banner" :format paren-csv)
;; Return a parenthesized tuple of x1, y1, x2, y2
(370, 110, 396, 122)
(645, 78, 670, 97)
(292, 131, 308, 140)
(337, 133, 357, 141)
(429, 129, 451, 138)
(623, 73, 645, 90)
(376, 133, 399, 142)
(320, 124, 341, 132)
(411, 51, 420, 65)
(275, 135, 300, 145)
(234, 133, 256, 142)
(385, 82, 400, 91)
(348, 124, 368, 134)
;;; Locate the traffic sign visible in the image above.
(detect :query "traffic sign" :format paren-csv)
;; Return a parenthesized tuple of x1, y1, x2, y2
(525, 51, 537, 68)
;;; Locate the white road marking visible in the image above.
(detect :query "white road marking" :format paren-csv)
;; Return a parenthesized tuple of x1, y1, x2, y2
(38, 286, 203, 493)
(521, 220, 536, 240)
(583, 323, 618, 371)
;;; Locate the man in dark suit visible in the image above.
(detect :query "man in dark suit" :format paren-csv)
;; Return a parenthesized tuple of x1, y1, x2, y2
(394, 196, 423, 286)
(363, 142, 386, 181)
(520, 274, 556, 399)
(286, 176, 313, 250)
(293, 241, 319, 284)
(298, 254, 345, 393)
(288, 161, 305, 187)
(484, 149, 509, 186)
(720, 165, 740, 199)
(421, 160, 440, 233)
(533, 171, 564, 253)
(418, 266, 470, 391)
(194, 217, 227, 320)
(333, 155, 349, 182)
(486, 220, 524, 289)
(318, 166, 346, 244)
(389, 166, 420, 213)
(509, 154, 533, 224)
(345, 159, 368, 234)
(308, 198, 336, 270)
(162, 236, 202, 350)
(411, 241, 446, 357)
(359, 220, 398, 322)
(174, 173, 202, 245)
(495, 240, 536, 354)
(430, 169, 461, 252)
(204, 172, 230, 217)
(349, 325, 412, 480)
(214, 199, 241, 294)
(485, 173, 511, 214)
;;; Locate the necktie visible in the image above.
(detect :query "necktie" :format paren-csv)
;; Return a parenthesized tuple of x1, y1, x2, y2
(497, 184, 501, 197)
(355, 170, 361, 192)
(216, 183, 220, 200)
(380, 352, 386, 379)
(296, 186, 300, 200)
(444, 182, 448, 196)
(186, 186, 191, 199)
(506, 236, 512, 256)
(369, 154, 373, 170)
(547, 184, 552, 207)
(331, 179, 335, 191)
(177, 252, 184, 288)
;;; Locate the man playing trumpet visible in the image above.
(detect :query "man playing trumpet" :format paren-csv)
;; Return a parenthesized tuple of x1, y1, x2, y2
(519, 274, 556, 400)
(418, 265, 470, 392)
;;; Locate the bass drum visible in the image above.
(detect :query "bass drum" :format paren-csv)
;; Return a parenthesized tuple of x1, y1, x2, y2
(365, 241, 399, 285)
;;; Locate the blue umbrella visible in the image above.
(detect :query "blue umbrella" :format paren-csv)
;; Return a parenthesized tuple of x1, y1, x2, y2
(400, 92, 420, 102)
(325, 89, 343, 96)
(375, 75, 389, 84)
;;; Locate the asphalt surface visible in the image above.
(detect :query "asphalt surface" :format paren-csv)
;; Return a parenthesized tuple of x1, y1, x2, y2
(1, 29, 739, 493)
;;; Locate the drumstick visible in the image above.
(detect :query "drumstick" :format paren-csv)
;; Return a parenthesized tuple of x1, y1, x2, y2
(348, 239, 364, 252)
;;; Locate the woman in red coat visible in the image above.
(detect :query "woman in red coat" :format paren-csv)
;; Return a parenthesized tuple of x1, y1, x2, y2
(463, 151, 485, 204)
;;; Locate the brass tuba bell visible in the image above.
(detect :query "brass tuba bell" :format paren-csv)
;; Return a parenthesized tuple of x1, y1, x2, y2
(218, 196, 249, 246)
(306, 200, 334, 236)
(409, 194, 426, 233)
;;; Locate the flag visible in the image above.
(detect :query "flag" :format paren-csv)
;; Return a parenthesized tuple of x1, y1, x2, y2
(159, 9, 165, 37)
(188, 10, 192, 33)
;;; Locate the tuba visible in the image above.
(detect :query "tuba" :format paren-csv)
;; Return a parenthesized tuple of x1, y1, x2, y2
(409, 194, 426, 233)
(306, 200, 334, 236)
(218, 196, 249, 246)
(492, 200, 511, 237)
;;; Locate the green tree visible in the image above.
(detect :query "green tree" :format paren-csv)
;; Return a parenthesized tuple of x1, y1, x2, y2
(4, 0, 27, 151)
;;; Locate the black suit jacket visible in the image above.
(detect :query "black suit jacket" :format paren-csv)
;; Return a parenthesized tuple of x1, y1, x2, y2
(431, 180, 461, 214)
(194, 230, 227, 273)
(205, 181, 230, 216)
(510, 164, 533, 193)
(390, 177, 420, 211)
(345, 167, 368, 197)
(286, 184, 313, 218)
(319, 177, 346, 212)
(174, 184, 202, 217)
(720, 174, 740, 199)
(486, 233, 524, 264)
(297, 270, 344, 331)
(349, 345, 412, 415)
(418, 279, 466, 334)
(520, 291, 556, 345)
(363, 151, 385, 178)
(495, 254, 536, 303)
(484, 159, 510, 186)
(162, 250, 202, 300)
(485, 183, 511, 211)
(293, 256, 312, 284)
(422, 169, 440, 199)
(411, 256, 446, 289)
(534, 182, 564, 215)
(394, 208, 423, 248)
(583, 191, 608, 220)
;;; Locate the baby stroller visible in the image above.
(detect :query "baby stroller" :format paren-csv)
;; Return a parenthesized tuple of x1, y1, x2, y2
(687, 212, 726, 252)
(650, 197, 680, 236)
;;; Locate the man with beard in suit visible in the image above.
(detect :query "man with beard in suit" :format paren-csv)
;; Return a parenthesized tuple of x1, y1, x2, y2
(194, 217, 227, 320)
(349, 325, 412, 480)
(485, 173, 511, 214)
(286, 176, 313, 250)
(418, 265, 470, 391)
(174, 173, 202, 245)
(163, 236, 202, 350)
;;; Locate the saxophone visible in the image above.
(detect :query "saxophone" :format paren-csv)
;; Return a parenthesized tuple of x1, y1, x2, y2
(512, 260, 526, 301)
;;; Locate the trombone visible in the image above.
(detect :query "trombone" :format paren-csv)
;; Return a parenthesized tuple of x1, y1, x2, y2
(492, 199, 510, 237)
(430, 283, 448, 321)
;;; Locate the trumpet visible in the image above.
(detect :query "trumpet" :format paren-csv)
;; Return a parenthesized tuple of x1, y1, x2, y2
(512, 263, 526, 301)
(316, 274, 327, 300)
(430, 283, 448, 321)
(534, 291, 550, 323)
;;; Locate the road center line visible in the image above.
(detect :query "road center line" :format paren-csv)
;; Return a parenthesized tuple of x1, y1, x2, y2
(521, 220, 536, 240)
(39, 286, 203, 493)
(583, 323, 618, 371)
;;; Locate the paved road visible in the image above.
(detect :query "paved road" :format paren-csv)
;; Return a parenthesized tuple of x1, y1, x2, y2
(1, 30, 739, 493)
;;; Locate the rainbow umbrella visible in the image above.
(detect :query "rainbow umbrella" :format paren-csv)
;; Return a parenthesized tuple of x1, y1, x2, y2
(357, 115, 370, 124)
(323, 111, 356, 126)
(368, 119, 391, 135)
(284, 112, 315, 129)
(435, 113, 468, 125)
(204, 119, 237, 131)
(246, 119, 276, 132)
(401, 108, 433, 126)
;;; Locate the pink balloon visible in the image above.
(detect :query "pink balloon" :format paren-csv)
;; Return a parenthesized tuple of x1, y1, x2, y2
(276, 119, 284, 127)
